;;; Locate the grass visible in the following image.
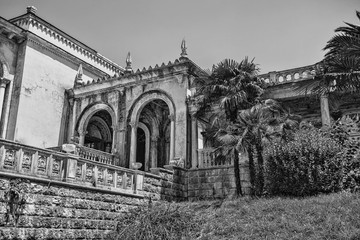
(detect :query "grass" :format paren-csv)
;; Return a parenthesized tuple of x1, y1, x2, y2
(111, 192, 360, 240)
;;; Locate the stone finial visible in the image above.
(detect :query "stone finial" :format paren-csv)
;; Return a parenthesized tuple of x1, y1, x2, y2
(26, 6, 37, 14)
(125, 52, 133, 74)
(74, 64, 83, 87)
(180, 39, 188, 59)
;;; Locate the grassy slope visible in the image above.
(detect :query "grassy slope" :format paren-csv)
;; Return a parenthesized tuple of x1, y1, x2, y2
(183, 192, 360, 240)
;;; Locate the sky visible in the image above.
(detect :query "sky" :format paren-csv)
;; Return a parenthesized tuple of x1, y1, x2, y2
(0, 0, 358, 74)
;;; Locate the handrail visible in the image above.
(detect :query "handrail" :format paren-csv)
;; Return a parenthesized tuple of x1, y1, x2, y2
(197, 148, 233, 168)
(258, 64, 316, 86)
(75, 144, 116, 165)
(0, 139, 143, 194)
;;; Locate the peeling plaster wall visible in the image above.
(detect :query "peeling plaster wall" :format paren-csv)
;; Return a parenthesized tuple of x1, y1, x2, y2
(13, 41, 98, 148)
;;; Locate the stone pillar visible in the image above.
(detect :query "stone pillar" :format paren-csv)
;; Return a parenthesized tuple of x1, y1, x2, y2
(191, 116, 198, 169)
(68, 98, 78, 143)
(79, 130, 87, 146)
(150, 135, 158, 168)
(169, 114, 175, 162)
(0, 79, 9, 123)
(67, 98, 74, 143)
(129, 122, 137, 168)
(320, 94, 331, 127)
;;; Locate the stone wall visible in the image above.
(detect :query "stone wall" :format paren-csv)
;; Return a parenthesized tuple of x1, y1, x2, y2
(141, 166, 188, 202)
(187, 164, 250, 201)
(142, 164, 250, 202)
(0, 175, 146, 240)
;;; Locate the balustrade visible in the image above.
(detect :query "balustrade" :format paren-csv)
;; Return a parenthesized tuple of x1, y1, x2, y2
(0, 139, 142, 194)
(259, 64, 316, 86)
(197, 148, 233, 168)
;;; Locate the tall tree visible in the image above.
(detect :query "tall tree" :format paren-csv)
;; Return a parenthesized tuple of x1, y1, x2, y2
(195, 58, 263, 122)
(194, 57, 263, 196)
(299, 11, 360, 97)
(236, 99, 300, 195)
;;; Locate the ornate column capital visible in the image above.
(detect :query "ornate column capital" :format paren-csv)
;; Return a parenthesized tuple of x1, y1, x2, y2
(0, 78, 10, 88)
(129, 121, 137, 128)
(168, 114, 175, 121)
(78, 130, 88, 136)
(151, 135, 159, 143)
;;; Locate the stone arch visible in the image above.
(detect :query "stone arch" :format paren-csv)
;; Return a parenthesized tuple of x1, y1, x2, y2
(127, 90, 176, 168)
(77, 103, 116, 148)
(128, 90, 175, 125)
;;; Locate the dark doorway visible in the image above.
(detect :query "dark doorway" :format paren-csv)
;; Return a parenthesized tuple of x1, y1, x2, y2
(136, 127, 146, 171)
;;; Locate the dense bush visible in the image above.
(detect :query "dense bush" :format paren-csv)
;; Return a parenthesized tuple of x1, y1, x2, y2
(264, 127, 343, 196)
(109, 201, 201, 240)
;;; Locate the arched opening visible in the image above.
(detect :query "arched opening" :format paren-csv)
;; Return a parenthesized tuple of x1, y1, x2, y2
(84, 110, 113, 152)
(136, 127, 146, 171)
(138, 99, 170, 168)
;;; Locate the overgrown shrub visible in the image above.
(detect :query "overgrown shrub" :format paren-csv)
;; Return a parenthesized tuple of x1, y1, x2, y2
(264, 127, 342, 196)
(109, 201, 201, 240)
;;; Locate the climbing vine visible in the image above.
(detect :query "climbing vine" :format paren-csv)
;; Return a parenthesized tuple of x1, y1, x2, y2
(4, 178, 29, 226)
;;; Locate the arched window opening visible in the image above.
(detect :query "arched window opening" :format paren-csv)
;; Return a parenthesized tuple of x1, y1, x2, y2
(84, 110, 112, 152)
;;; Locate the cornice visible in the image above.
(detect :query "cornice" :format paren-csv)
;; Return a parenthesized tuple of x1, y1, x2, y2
(0, 17, 27, 44)
(26, 34, 112, 78)
(10, 13, 124, 75)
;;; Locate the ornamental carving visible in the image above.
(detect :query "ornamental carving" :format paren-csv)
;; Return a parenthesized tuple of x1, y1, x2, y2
(76, 163, 83, 179)
(85, 165, 94, 182)
(21, 152, 32, 172)
(117, 171, 124, 188)
(126, 173, 133, 188)
(37, 155, 47, 174)
(107, 169, 114, 185)
(168, 114, 175, 121)
(52, 159, 61, 175)
(97, 167, 105, 184)
(4, 149, 16, 169)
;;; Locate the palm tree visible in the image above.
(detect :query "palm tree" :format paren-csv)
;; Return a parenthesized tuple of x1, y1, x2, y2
(299, 11, 360, 97)
(194, 57, 263, 123)
(235, 99, 300, 195)
(324, 11, 360, 59)
(193, 57, 263, 196)
(206, 117, 244, 196)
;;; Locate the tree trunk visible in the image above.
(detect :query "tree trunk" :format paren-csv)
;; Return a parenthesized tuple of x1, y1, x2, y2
(255, 142, 264, 195)
(233, 149, 243, 196)
(247, 146, 255, 196)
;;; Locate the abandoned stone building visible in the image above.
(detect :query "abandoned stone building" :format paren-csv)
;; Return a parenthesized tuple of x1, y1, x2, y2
(0, 6, 359, 239)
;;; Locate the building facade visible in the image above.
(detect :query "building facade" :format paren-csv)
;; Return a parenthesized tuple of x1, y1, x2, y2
(0, 7, 358, 173)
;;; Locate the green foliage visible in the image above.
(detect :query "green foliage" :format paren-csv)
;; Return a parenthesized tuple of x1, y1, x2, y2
(3, 178, 29, 227)
(194, 192, 360, 240)
(264, 126, 342, 196)
(110, 201, 201, 240)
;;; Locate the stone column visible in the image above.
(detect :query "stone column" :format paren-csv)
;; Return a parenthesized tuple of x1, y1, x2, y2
(320, 94, 331, 127)
(191, 116, 198, 169)
(67, 98, 78, 143)
(169, 114, 175, 162)
(129, 122, 137, 168)
(150, 135, 158, 168)
(79, 130, 87, 146)
(67, 98, 74, 143)
(0, 79, 9, 123)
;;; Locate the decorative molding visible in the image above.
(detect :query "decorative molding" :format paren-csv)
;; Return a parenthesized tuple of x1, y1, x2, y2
(168, 114, 175, 121)
(129, 121, 137, 128)
(26, 36, 109, 78)
(11, 15, 124, 74)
